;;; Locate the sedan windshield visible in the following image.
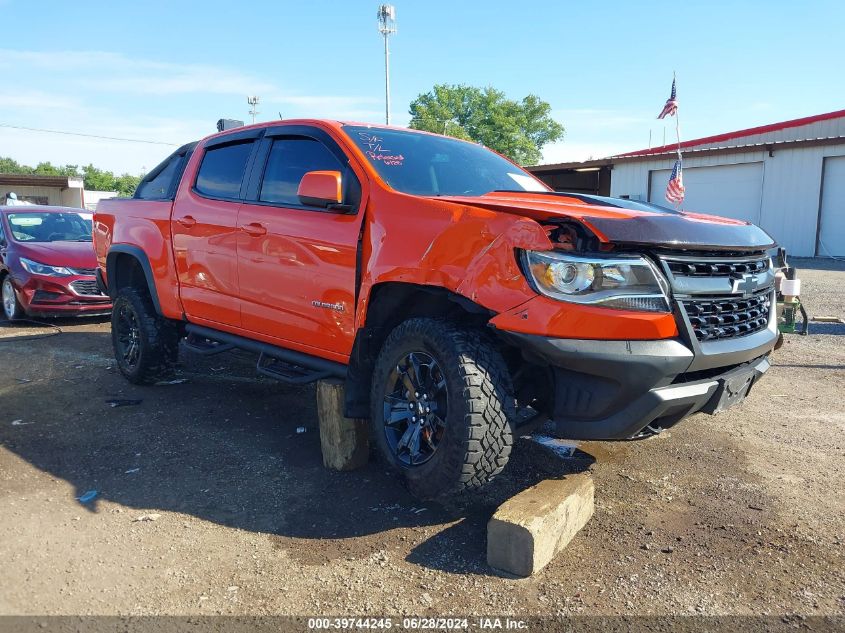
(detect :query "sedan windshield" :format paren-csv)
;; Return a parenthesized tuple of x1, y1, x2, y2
(342, 125, 549, 197)
(7, 212, 92, 242)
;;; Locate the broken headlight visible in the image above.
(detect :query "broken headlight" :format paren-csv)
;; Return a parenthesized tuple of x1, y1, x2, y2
(521, 250, 671, 312)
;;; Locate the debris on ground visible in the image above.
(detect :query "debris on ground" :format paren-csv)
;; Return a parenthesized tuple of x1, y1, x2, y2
(77, 491, 98, 503)
(105, 399, 143, 408)
(155, 378, 188, 385)
(125, 468, 141, 474)
(132, 513, 161, 522)
(528, 433, 579, 458)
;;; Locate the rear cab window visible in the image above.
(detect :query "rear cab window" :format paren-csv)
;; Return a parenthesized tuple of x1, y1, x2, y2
(135, 143, 196, 201)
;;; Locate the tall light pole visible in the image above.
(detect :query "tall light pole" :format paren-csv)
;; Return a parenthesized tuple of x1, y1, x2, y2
(247, 95, 260, 124)
(377, 4, 396, 125)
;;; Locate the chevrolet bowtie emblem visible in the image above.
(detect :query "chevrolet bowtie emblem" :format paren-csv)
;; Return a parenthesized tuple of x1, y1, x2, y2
(731, 273, 757, 299)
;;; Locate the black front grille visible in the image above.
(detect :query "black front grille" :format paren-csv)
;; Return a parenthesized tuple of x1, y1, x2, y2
(71, 267, 97, 276)
(667, 257, 769, 277)
(32, 290, 64, 303)
(70, 280, 104, 296)
(682, 291, 771, 341)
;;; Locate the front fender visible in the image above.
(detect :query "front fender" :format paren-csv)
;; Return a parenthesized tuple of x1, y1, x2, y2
(356, 192, 552, 328)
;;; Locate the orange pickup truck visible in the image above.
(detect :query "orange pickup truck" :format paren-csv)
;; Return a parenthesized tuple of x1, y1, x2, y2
(94, 120, 779, 497)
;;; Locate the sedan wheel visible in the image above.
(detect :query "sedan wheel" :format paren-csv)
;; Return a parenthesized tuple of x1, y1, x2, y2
(2, 276, 24, 320)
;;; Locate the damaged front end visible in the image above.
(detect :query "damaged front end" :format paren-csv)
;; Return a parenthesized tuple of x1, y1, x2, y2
(489, 195, 780, 440)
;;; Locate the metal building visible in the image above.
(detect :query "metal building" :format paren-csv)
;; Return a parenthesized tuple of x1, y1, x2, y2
(529, 109, 845, 257)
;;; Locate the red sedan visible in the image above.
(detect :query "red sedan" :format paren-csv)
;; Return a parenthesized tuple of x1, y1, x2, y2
(1, 206, 112, 320)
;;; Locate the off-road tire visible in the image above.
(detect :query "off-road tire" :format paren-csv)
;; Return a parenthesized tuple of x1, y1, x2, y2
(370, 318, 515, 498)
(111, 287, 179, 384)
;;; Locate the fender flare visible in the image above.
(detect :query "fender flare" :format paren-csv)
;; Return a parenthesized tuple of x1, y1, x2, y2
(106, 245, 162, 315)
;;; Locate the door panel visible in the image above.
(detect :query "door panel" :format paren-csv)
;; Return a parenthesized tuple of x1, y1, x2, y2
(649, 162, 764, 224)
(236, 134, 363, 356)
(172, 140, 256, 327)
(172, 194, 242, 326)
(236, 205, 360, 354)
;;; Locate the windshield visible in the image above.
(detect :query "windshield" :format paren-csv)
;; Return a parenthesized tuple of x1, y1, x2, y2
(342, 125, 549, 197)
(7, 212, 93, 242)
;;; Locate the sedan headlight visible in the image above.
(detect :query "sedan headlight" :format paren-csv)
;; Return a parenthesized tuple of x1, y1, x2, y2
(522, 250, 671, 312)
(19, 257, 74, 277)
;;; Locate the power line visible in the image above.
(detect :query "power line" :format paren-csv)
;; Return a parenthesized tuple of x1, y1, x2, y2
(0, 123, 178, 146)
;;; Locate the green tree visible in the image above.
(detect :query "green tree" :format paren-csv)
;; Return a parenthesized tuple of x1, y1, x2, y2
(0, 156, 141, 197)
(113, 173, 142, 197)
(33, 162, 81, 177)
(408, 84, 564, 165)
(0, 157, 33, 174)
(82, 163, 116, 192)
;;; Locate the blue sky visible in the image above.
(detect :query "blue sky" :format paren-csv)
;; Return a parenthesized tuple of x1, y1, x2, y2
(1, 0, 843, 174)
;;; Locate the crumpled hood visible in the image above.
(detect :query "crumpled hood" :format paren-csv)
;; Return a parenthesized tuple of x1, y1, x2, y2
(15, 241, 98, 269)
(435, 191, 776, 251)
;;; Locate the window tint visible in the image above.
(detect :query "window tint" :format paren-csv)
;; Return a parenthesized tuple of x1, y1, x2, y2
(260, 138, 344, 205)
(196, 141, 254, 199)
(136, 154, 182, 200)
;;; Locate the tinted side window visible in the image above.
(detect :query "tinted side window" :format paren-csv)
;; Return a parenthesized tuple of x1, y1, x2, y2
(196, 141, 254, 199)
(136, 154, 182, 200)
(260, 138, 343, 205)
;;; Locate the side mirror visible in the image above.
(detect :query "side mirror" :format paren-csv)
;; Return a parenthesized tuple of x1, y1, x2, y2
(297, 170, 342, 208)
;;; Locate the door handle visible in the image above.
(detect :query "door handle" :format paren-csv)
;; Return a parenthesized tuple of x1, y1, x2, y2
(241, 222, 267, 237)
(176, 215, 196, 228)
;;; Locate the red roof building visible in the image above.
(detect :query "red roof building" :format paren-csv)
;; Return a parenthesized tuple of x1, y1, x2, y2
(529, 110, 845, 256)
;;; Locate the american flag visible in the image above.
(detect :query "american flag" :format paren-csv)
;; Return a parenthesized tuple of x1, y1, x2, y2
(665, 159, 685, 204)
(657, 78, 678, 119)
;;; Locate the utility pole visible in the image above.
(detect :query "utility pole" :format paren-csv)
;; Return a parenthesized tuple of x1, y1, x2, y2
(377, 4, 396, 125)
(247, 95, 260, 124)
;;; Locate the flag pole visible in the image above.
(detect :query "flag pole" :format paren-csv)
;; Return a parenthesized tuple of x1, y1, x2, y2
(674, 71, 683, 209)
(674, 72, 682, 159)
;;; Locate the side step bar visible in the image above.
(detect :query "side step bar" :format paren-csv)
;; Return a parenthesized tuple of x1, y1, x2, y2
(183, 333, 235, 356)
(183, 324, 346, 385)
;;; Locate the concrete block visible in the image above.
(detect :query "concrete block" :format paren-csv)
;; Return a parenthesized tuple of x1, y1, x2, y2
(316, 379, 369, 471)
(487, 473, 594, 577)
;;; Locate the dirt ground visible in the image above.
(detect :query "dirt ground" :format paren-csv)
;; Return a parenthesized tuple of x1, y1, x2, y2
(1, 258, 843, 618)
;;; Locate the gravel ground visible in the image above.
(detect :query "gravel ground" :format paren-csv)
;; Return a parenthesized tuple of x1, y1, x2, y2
(0, 261, 843, 618)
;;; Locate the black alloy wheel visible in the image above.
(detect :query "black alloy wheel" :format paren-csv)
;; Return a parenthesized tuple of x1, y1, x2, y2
(110, 287, 179, 384)
(382, 351, 448, 466)
(114, 302, 142, 371)
(370, 318, 516, 498)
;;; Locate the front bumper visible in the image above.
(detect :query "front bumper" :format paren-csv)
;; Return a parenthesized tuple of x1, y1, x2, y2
(12, 273, 112, 318)
(503, 322, 776, 440)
